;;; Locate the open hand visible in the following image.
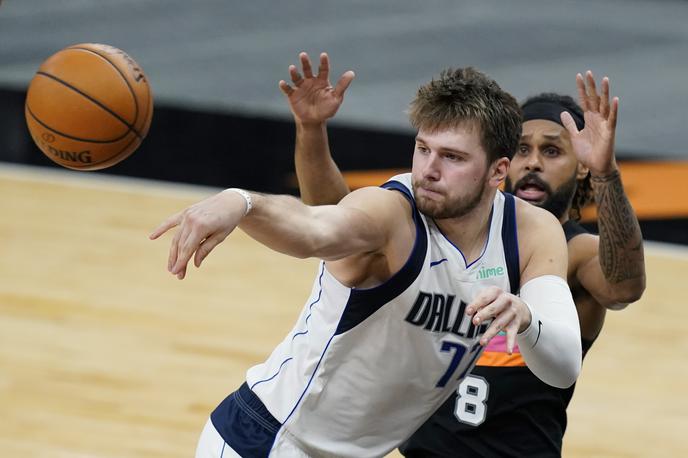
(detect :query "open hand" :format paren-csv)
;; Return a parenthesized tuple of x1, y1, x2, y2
(279, 52, 355, 125)
(149, 190, 247, 279)
(561, 71, 619, 177)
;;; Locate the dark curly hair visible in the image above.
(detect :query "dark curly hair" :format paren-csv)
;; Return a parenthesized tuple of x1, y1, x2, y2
(408, 67, 523, 163)
(521, 93, 593, 221)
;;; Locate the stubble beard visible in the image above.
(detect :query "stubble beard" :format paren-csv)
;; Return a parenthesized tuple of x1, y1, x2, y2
(414, 180, 487, 219)
(542, 173, 578, 220)
(505, 171, 578, 220)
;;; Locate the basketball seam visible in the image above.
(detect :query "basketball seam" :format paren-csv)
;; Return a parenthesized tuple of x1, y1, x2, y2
(35, 71, 142, 139)
(26, 103, 133, 144)
(106, 131, 141, 167)
(68, 46, 143, 130)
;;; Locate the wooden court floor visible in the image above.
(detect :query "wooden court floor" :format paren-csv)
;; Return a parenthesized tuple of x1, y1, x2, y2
(1, 164, 685, 457)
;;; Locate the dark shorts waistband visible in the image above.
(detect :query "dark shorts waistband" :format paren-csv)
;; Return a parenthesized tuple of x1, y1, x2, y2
(235, 382, 281, 432)
(210, 382, 282, 458)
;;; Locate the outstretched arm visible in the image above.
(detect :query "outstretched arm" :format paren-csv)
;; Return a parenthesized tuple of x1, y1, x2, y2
(149, 187, 398, 280)
(280, 52, 354, 205)
(561, 71, 646, 308)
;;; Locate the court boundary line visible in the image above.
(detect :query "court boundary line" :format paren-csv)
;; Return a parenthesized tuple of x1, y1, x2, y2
(0, 161, 221, 199)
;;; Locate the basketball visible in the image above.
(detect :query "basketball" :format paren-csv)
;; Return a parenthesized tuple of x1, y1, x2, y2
(25, 43, 153, 170)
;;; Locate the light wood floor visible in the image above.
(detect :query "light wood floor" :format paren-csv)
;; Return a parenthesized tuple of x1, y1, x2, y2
(1, 164, 685, 457)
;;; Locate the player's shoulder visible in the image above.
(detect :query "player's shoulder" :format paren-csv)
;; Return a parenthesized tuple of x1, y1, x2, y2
(512, 196, 568, 278)
(513, 196, 568, 273)
(339, 186, 414, 225)
(341, 186, 412, 209)
(513, 195, 562, 237)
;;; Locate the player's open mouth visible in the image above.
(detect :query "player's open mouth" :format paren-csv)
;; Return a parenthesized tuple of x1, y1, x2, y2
(515, 183, 547, 202)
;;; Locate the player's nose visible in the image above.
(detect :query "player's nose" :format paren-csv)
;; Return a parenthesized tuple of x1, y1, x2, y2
(421, 151, 442, 181)
(524, 150, 544, 172)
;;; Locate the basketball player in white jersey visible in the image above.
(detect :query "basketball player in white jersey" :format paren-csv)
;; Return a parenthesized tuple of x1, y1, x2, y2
(150, 65, 582, 457)
(281, 53, 646, 456)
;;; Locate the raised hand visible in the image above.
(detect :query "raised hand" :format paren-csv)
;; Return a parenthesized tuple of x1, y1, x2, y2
(279, 52, 355, 125)
(149, 190, 248, 279)
(561, 71, 619, 177)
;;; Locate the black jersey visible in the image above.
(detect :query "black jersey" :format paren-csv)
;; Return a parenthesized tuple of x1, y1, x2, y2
(400, 219, 593, 458)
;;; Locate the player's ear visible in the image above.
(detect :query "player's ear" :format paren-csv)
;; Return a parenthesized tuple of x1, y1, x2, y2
(576, 162, 589, 180)
(489, 157, 510, 188)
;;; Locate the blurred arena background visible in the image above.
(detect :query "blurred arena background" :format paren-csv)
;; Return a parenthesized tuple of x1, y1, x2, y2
(1, 1, 686, 456)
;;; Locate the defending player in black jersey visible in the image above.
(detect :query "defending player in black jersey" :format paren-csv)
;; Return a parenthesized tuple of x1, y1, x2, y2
(280, 53, 646, 456)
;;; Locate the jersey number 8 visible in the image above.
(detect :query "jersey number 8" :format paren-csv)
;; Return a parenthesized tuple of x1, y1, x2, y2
(454, 375, 489, 426)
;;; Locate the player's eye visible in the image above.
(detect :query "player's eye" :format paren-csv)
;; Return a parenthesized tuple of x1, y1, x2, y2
(543, 147, 560, 157)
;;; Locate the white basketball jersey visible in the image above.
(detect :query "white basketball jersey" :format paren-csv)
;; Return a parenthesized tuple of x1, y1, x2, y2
(245, 173, 520, 457)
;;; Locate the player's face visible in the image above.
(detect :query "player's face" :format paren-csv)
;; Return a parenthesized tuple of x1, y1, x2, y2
(412, 125, 493, 219)
(505, 119, 581, 220)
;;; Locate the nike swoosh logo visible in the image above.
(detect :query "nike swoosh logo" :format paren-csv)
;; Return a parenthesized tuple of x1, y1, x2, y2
(430, 258, 448, 268)
(532, 320, 543, 348)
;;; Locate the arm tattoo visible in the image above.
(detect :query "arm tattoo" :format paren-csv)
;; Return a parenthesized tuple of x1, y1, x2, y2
(591, 170, 645, 283)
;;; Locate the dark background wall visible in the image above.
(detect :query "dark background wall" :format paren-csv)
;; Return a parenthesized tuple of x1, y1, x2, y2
(3, 86, 687, 245)
(2, 0, 688, 159)
(2, 0, 688, 244)
(2, 87, 413, 194)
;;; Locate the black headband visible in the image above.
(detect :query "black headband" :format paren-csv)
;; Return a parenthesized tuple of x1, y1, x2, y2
(522, 101, 585, 131)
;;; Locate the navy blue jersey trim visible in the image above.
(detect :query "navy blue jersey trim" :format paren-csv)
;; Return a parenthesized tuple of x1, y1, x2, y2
(501, 193, 520, 294)
(380, 179, 414, 204)
(334, 180, 427, 335)
(291, 262, 326, 340)
(563, 219, 589, 242)
(283, 331, 337, 424)
(279, 297, 352, 432)
(250, 357, 293, 391)
(430, 258, 448, 268)
(434, 205, 494, 268)
(249, 263, 327, 391)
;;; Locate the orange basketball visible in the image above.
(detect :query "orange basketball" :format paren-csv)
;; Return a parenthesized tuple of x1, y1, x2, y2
(25, 43, 153, 170)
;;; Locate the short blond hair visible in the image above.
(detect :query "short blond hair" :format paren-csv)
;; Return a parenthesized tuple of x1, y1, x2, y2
(408, 67, 522, 163)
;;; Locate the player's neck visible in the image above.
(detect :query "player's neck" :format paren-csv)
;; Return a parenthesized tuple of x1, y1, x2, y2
(558, 205, 574, 224)
(434, 191, 495, 265)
